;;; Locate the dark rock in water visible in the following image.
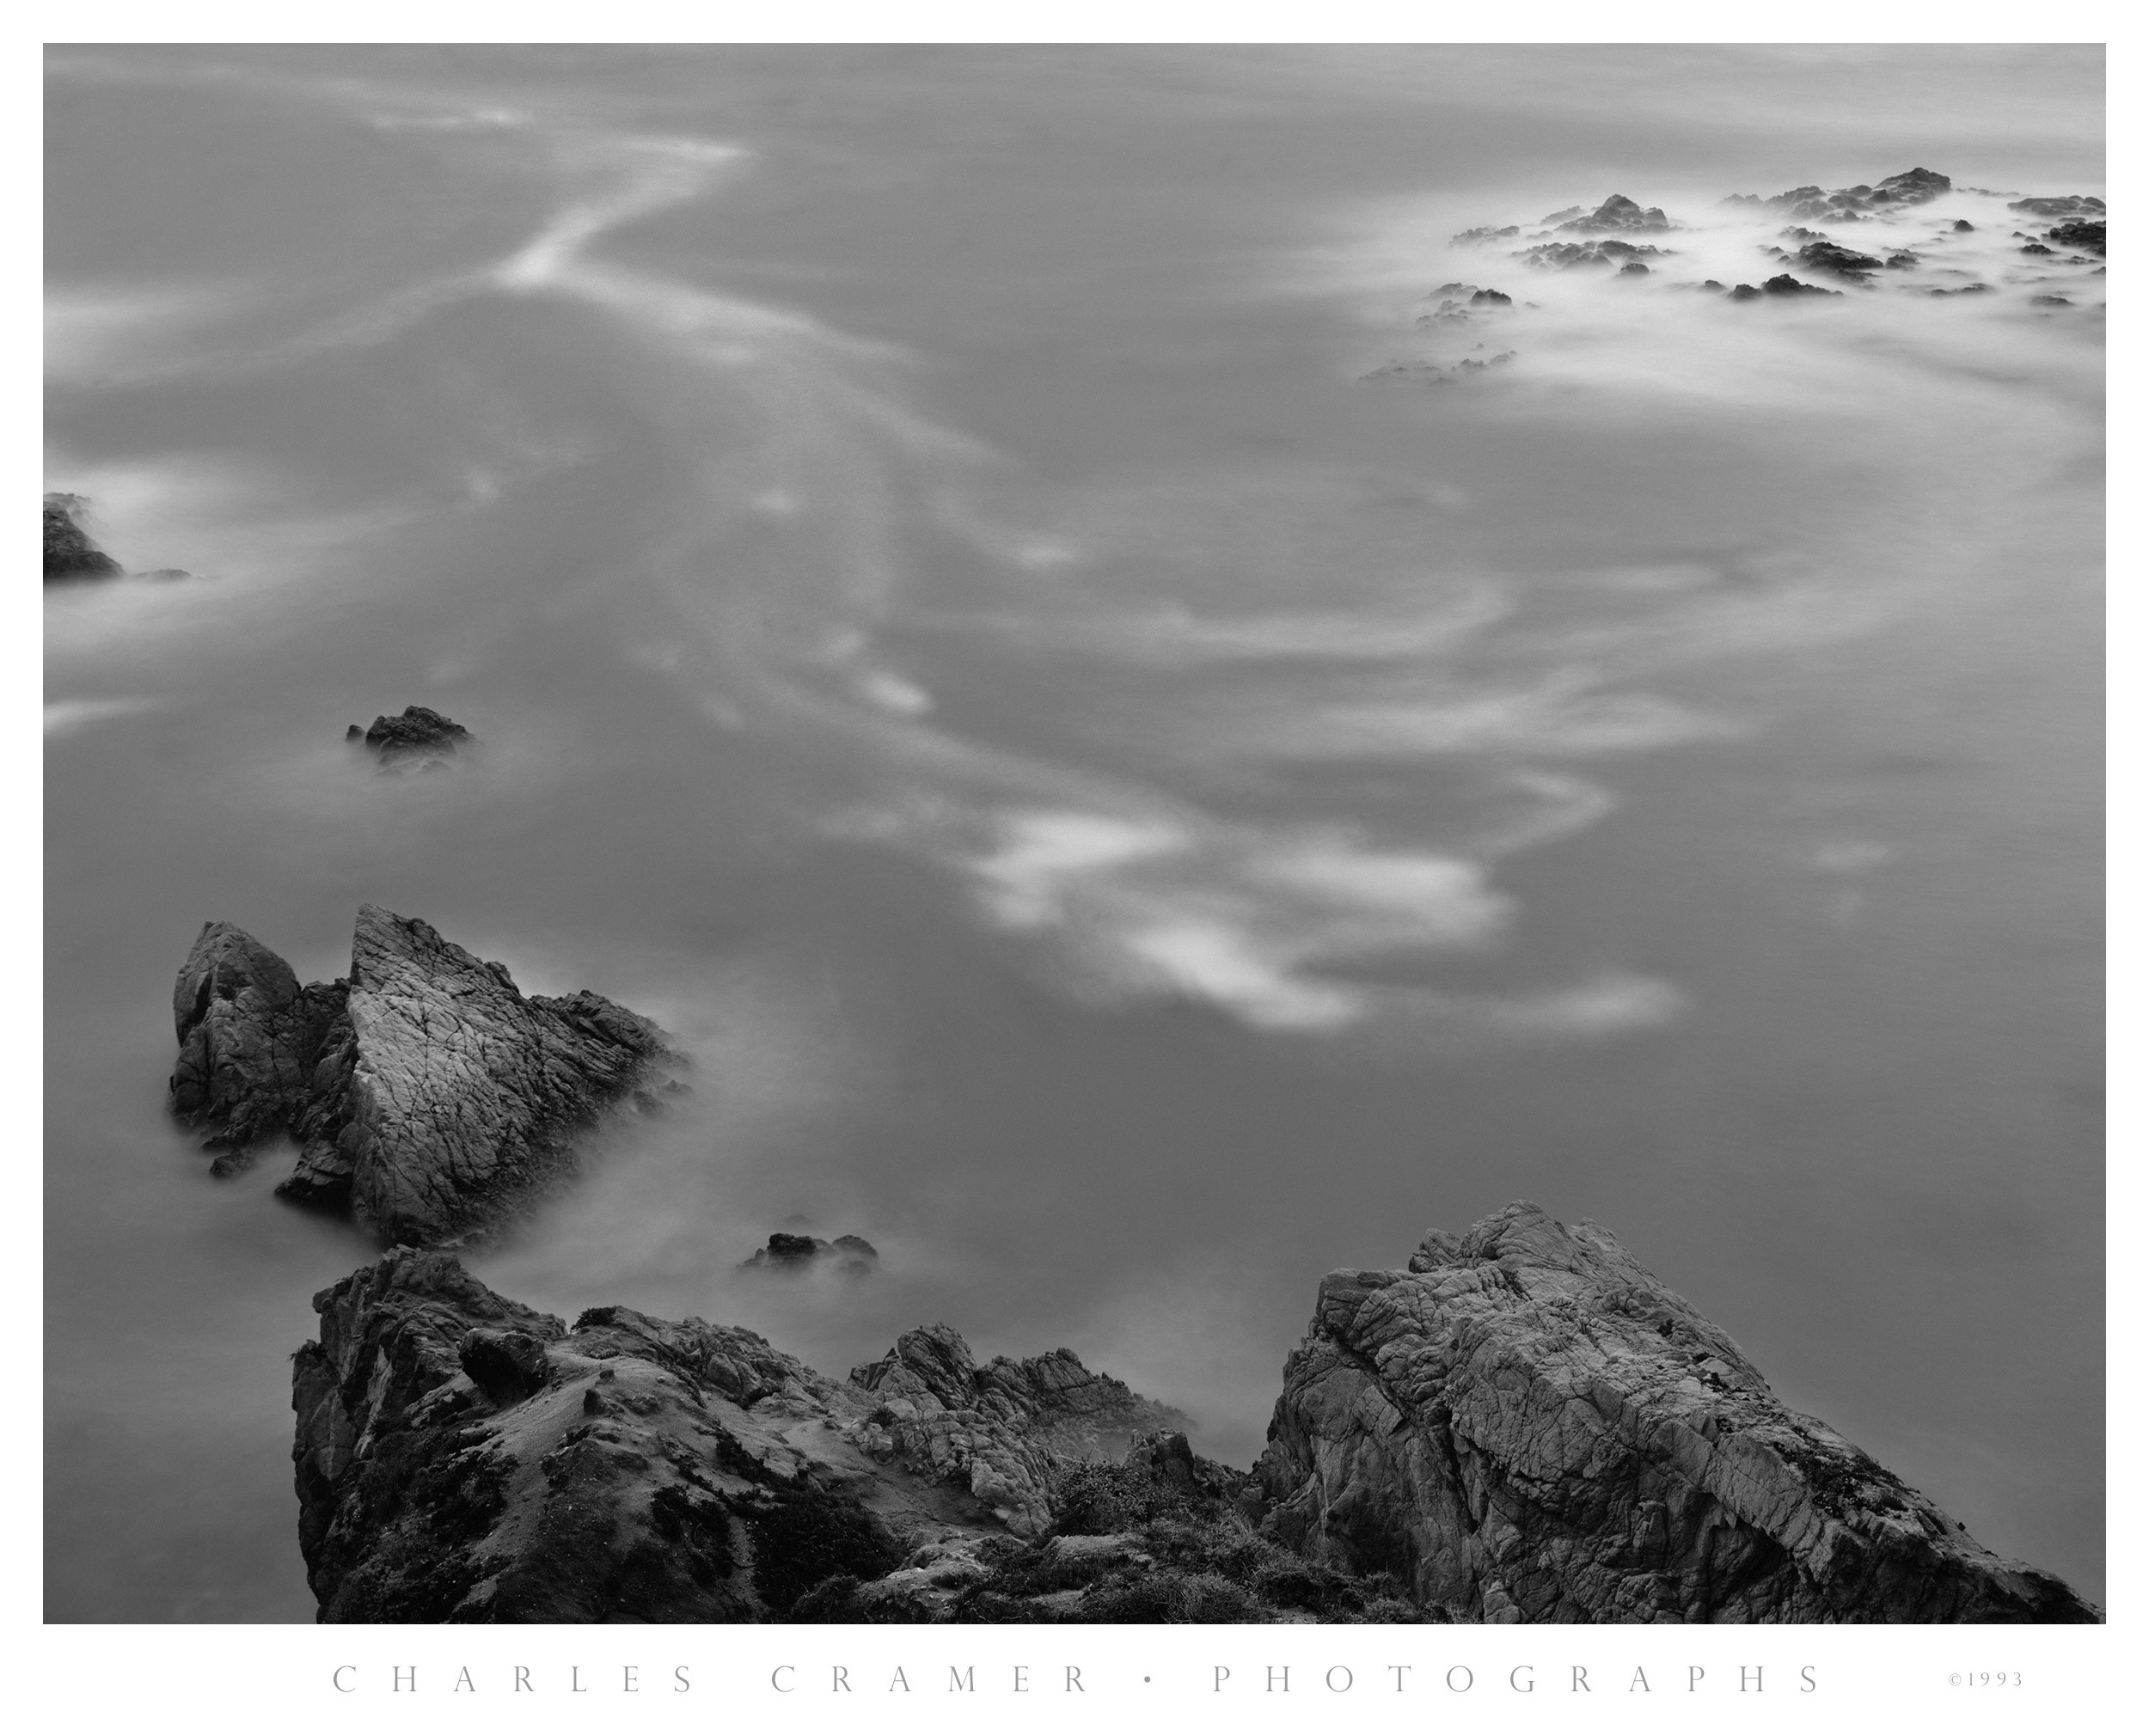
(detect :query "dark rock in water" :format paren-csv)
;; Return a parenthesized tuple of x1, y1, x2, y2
(170, 923, 348, 1170)
(291, 1206, 2097, 1623)
(1885, 251, 1921, 268)
(1517, 237, 1670, 270)
(1467, 287, 1511, 305)
(169, 905, 684, 1244)
(1255, 1201, 2102, 1623)
(1617, 261, 1650, 277)
(2019, 242, 2054, 255)
(2007, 194, 2103, 218)
(1730, 168, 1951, 226)
(43, 494, 122, 582)
(1449, 224, 1519, 245)
(741, 1232, 879, 1276)
(351, 705, 471, 764)
(1929, 284, 1993, 296)
(2029, 295, 2073, 308)
(1953, 219, 1976, 232)
(133, 568, 193, 583)
(1555, 193, 1672, 235)
(1793, 240, 1885, 280)
(291, 1250, 1189, 1619)
(2046, 220, 2105, 256)
(1727, 274, 1840, 301)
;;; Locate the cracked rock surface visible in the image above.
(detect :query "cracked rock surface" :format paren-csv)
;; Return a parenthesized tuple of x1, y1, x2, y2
(291, 1250, 1180, 1620)
(1255, 1201, 2101, 1623)
(170, 904, 683, 1244)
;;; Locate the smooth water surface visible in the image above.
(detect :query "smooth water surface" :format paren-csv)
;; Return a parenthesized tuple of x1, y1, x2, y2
(46, 46, 2103, 1619)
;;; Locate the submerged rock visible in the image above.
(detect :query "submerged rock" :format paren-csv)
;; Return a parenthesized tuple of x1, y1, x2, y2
(1255, 1201, 2101, 1623)
(291, 1250, 1185, 1619)
(741, 1232, 879, 1276)
(168, 905, 683, 1244)
(346, 706, 472, 765)
(43, 494, 122, 582)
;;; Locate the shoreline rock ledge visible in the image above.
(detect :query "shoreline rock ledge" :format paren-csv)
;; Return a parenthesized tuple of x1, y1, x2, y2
(169, 904, 683, 1245)
(291, 1252, 1189, 1620)
(286, 1203, 2098, 1623)
(1255, 1202, 2098, 1623)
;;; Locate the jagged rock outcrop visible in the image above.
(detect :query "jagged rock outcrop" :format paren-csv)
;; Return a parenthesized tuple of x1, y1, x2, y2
(44, 493, 122, 581)
(1255, 1201, 2101, 1623)
(289, 1206, 2099, 1623)
(848, 1325, 1190, 1497)
(2046, 219, 2106, 256)
(1722, 167, 1953, 223)
(1554, 193, 1672, 235)
(2008, 194, 2104, 218)
(1727, 275, 1840, 301)
(741, 1231, 879, 1275)
(169, 905, 683, 1244)
(291, 1251, 1185, 1620)
(171, 923, 350, 1171)
(1519, 237, 1670, 270)
(345, 705, 472, 766)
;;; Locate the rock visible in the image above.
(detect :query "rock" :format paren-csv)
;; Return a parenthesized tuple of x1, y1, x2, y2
(169, 905, 684, 1244)
(2030, 295, 2073, 308)
(2046, 220, 2105, 256)
(847, 1325, 1191, 1531)
(1791, 240, 1885, 280)
(350, 705, 471, 765)
(1467, 287, 1512, 305)
(290, 1205, 2097, 1623)
(291, 1250, 1183, 1619)
(169, 923, 348, 1170)
(1953, 219, 1976, 233)
(1555, 193, 1672, 235)
(1517, 237, 1670, 270)
(2007, 194, 2103, 218)
(43, 494, 122, 582)
(740, 1232, 879, 1276)
(1727, 275, 1840, 301)
(1254, 1201, 2102, 1623)
(1449, 224, 1520, 245)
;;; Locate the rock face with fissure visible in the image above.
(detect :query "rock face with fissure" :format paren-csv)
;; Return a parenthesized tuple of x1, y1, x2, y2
(291, 1250, 1179, 1620)
(290, 1207, 2099, 1623)
(43, 493, 123, 581)
(1254, 1201, 2100, 1623)
(169, 905, 683, 1244)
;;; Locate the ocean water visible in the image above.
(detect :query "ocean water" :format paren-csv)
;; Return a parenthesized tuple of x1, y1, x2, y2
(44, 45, 2103, 1621)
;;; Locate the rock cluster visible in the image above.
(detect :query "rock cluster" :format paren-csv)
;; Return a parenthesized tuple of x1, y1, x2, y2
(170, 904, 683, 1244)
(1553, 193, 1672, 235)
(1721, 166, 1954, 223)
(346, 706, 472, 766)
(2008, 194, 2104, 219)
(288, 1201, 2100, 1623)
(1518, 238, 1670, 271)
(1255, 1201, 2101, 1623)
(43, 494, 122, 581)
(741, 1232, 879, 1275)
(291, 1250, 1187, 1619)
